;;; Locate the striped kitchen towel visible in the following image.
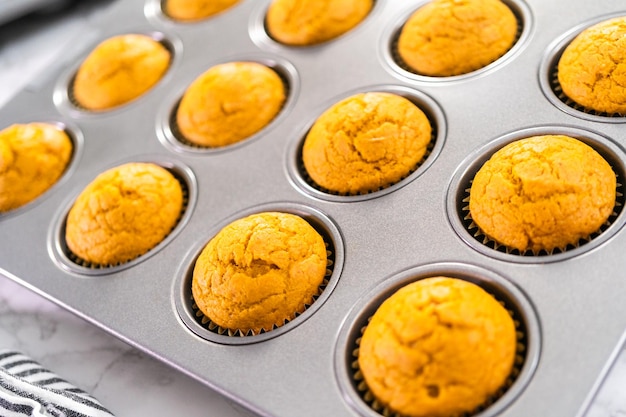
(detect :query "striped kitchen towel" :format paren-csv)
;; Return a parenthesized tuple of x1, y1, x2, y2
(0, 350, 115, 417)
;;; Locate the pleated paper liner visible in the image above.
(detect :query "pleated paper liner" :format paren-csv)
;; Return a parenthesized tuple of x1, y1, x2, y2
(389, 0, 524, 77)
(189, 242, 335, 337)
(168, 65, 291, 149)
(297, 114, 437, 197)
(65, 167, 190, 269)
(350, 291, 527, 417)
(548, 63, 626, 118)
(459, 174, 624, 257)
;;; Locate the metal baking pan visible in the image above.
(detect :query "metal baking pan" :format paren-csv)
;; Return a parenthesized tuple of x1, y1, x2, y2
(2, 0, 626, 416)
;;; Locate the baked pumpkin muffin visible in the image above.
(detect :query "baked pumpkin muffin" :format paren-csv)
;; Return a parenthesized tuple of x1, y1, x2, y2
(73, 34, 171, 111)
(558, 16, 626, 114)
(302, 92, 432, 195)
(176, 61, 286, 147)
(397, 0, 517, 76)
(192, 212, 327, 334)
(266, 0, 373, 46)
(0, 123, 72, 212)
(164, 0, 240, 21)
(469, 135, 616, 253)
(358, 277, 516, 417)
(65, 162, 183, 265)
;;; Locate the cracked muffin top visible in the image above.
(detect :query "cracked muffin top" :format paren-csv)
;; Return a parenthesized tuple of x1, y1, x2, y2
(302, 91, 431, 195)
(192, 211, 327, 334)
(73, 34, 170, 111)
(176, 61, 286, 147)
(266, 0, 373, 46)
(557, 16, 626, 114)
(469, 135, 616, 253)
(65, 162, 183, 265)
(358, 277, 516, 417)
(397, 0, 517, 76)
(164, 0, 240, 21)
(0, 123, 72, 213)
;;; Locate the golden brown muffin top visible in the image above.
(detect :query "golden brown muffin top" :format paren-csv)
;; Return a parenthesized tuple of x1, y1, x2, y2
(164, 0, 240, 21)
(266, 0, 373, 46)
(557, 16, 626, 115)
(176, 61, 286, 147)
(302, 92, 431, 195)
(469, 135, 616, 253)
(358, 277, 516, 417)
(398, 0, 517, 76)
(65, 162, 183, 266)
(192, 212, 327, 334)
(0, 123, 72, 213)
(73, 34, 171, 111)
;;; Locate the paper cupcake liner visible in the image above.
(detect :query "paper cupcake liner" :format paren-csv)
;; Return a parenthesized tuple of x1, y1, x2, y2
(390, 4, 523, 77)
(65, 168, 190, 269)
(460, 175, 624, 256)
(549, 64, 626, 118)
(350, 293, 526, 417)
(190, 243, 335, 337)
(299, 118, 437, 197)
(168, 68, 291, 149)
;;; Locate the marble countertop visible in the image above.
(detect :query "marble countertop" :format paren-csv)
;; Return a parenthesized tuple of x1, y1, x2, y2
(0, 2, 625, 416)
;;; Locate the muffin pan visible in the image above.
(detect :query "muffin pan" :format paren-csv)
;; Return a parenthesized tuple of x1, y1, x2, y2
(2, 0, 626, 416)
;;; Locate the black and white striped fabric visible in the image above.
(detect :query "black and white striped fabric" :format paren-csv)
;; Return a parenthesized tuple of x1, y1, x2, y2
(0, 350, 115, 417)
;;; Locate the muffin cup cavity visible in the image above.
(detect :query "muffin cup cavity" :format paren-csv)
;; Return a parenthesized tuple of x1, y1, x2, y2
(157, 56, 298, 154)
(174, 202, 344, 345)
(0, 121, 83, 220)
(145, 0, 242, 24)
(54, 31, 181, 117)
(48, 158, 197, 276)
(539, 13, 626, 122)
(334, 263, 540, 417)
(446, 126, 626, 263)
(287, 85, 446, 202)
(249, 0, 377, 50)
(382, 0, 532, 83)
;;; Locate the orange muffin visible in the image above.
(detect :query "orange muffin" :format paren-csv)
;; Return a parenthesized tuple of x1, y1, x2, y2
(73, 34, 171, 111)
(266, 0, 373, 46)
(192, 212, 327, 334)
(397, 0, 517, 76)
(469, 135, 616, 253)
(0, 123, 72, 212)
(558, 16, 626, 114)
(164, 0, 240, 21)
(65, 162, 183, 265)
(358, 277, 516, 417)
(176, 61, 286, 147)
(302, 92, 432, 194)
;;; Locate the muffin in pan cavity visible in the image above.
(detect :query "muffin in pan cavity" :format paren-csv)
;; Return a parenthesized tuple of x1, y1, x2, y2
(301, 91, 433, 196)
(0, 122, 73, 214)
(173, 61, 286, 148)
(191, 211, 329, 336)
(556, 16, 626, 116)
(265, 0, 374, 46)
(447, 127, 626, 261)
(162, 0, 241, 22)
(70, 33, 172, 111)
(395, 0, 518, 77)
(468, 135, 616, 254)
(335, 263, 539, 417)
(64, 162, 186, 268)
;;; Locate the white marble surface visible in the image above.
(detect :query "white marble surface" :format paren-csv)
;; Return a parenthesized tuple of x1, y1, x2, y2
(1, 2, 626, 417)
